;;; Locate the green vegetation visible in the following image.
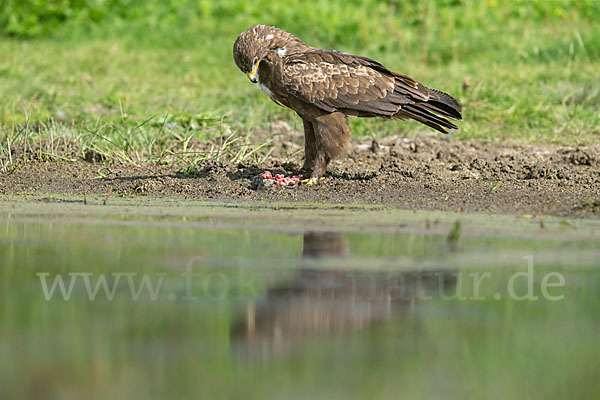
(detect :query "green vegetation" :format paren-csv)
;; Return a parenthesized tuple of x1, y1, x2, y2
(1, 0, 599, 167)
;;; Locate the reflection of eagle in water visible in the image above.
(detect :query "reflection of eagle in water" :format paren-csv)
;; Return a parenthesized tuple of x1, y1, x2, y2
(230, 232, 457, 362)
(233, 25, 462, 183)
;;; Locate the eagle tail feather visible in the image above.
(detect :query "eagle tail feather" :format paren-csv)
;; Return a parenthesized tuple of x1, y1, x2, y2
(399, 112, 452, 134)
(398, 104, 459, 134)
(390, 86, 462, 133)
(418, 102, 458, 120)
(427, 89, 462, 120)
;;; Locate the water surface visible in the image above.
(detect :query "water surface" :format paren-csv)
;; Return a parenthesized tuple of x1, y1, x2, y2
(1, 197, 599, 399)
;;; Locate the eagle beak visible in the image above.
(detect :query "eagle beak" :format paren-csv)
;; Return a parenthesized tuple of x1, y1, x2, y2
(247, 72, 258, 83)
(247, 62, 259, 83)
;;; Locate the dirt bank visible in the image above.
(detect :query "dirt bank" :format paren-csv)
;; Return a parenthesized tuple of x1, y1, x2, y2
(1, 131, 599, 218)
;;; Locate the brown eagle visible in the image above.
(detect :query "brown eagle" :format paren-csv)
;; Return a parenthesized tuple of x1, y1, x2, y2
(233, 25, 462, 184)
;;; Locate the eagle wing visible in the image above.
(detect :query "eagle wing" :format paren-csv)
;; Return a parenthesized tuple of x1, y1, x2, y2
(282, 50, 461, 132)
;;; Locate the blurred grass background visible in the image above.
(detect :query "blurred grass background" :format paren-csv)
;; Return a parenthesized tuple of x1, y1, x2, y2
(0, 0, 599, 165)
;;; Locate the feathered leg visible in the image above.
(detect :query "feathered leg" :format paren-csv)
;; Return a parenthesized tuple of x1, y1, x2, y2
(309, 112, 351, 181)
(301, 117, 317, 174)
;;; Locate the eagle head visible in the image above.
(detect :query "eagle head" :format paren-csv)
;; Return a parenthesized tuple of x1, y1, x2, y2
(233, 25, 306, 83)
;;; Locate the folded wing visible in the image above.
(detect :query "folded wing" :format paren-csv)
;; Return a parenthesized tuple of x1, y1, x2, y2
(282, 50, 462, 133)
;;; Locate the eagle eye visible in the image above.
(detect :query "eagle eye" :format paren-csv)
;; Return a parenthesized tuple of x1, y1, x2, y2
(249, 56, 258, 71)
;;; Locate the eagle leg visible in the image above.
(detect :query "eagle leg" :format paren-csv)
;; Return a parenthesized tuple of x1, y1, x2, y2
(310, 112, 351, 179)
(300, 117, 317, 175)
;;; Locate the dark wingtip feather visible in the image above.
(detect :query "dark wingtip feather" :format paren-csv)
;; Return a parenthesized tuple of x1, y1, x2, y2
(428, 88, 462, 120)
(401, 104, 459, 132)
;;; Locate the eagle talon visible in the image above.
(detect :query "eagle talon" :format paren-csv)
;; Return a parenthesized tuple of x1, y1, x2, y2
(302, 177, 331, 186)
(301, 177, 320, 186)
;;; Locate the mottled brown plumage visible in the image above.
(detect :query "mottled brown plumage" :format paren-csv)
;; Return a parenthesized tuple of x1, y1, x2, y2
(233, 25, 462, 180)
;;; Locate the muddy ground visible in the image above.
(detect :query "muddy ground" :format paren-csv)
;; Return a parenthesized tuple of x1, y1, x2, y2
(1, 126, 599, 218)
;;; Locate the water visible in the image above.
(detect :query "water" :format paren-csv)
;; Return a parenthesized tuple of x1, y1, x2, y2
(1, 197, 599, 399)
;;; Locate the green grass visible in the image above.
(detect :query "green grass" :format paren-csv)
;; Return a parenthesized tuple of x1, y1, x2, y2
(1, 0, 599, 168)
